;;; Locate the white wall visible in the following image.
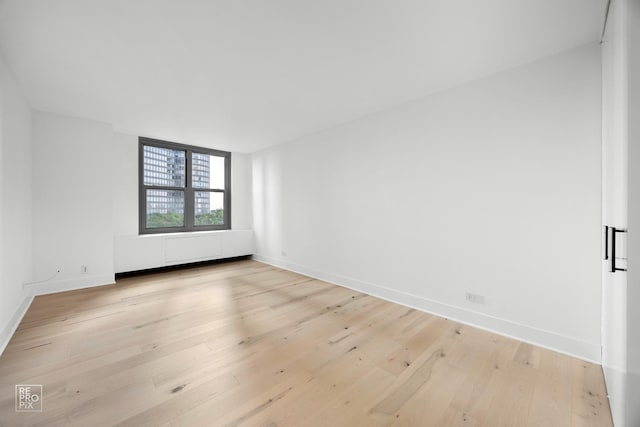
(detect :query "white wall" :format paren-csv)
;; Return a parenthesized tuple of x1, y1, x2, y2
(111, 132, 138, 236)
(231, 150, 254, 232)
(112, 132, 254, 273)
(252, 43, 602, 362)
(0, 53, 33, 352)
(31, 111, 114, 294)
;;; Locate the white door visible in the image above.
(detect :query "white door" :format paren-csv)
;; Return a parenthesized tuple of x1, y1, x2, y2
(625, 1, 640, 424)
(601, 1, 640, 426)
(601, 0, 627, 413)
(601, 0, 627, 425)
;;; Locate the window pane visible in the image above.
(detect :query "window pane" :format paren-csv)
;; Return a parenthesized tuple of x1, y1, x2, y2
(143, 145, 185, 187)
(192, 153, 225, 190)
(146, 189, 184, 228)
(194, 191, 224, 226)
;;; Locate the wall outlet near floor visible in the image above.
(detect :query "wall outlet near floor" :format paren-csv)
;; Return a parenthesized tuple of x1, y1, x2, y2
(81, 265, 88, 274)
(465, 292, 485, 305)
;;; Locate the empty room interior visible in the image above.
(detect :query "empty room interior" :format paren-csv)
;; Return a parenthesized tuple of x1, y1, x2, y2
(0, 0, 639, 426)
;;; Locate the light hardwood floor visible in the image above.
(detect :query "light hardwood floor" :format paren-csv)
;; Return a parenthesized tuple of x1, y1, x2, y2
(0, 260, 612, 426)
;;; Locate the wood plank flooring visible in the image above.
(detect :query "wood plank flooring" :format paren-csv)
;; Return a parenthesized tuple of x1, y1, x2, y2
(0, 260, 612, 426)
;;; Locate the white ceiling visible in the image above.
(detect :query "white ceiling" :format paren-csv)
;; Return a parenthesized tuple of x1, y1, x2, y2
(0, 0, 606, 153)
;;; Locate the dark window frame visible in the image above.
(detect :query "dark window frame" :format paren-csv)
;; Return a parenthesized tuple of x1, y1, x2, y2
(138, 137, 231, 234)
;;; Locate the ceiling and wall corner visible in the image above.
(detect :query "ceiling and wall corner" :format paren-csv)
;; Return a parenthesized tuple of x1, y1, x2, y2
(0, 0, 607, 153)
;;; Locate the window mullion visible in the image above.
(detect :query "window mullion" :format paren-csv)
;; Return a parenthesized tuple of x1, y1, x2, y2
(144, 185, 185, 191)
(185, 150, 194, 230)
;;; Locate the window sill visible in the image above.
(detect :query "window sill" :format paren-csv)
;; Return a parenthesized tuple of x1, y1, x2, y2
(138, 229, 233, 237)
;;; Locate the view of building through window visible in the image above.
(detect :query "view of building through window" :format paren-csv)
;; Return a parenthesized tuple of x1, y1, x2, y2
(140, 141, 229, 232)
(143, 145, 186, 227)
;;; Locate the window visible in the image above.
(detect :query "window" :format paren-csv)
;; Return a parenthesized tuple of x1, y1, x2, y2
(139, 137, 231, 234)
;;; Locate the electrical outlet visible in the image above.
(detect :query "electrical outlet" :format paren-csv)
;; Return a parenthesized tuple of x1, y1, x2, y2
(81, 265, 88, 274)
(465, 292, 485, 305)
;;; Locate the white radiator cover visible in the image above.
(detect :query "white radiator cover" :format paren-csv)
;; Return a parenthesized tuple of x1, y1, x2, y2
(114, 229, 253, 273)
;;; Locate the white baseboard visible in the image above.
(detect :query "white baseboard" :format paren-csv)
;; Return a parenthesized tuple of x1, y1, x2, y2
(28, 274, 115, 296)
(253, 254, 601, 364)
(0, 295, 34, 357)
